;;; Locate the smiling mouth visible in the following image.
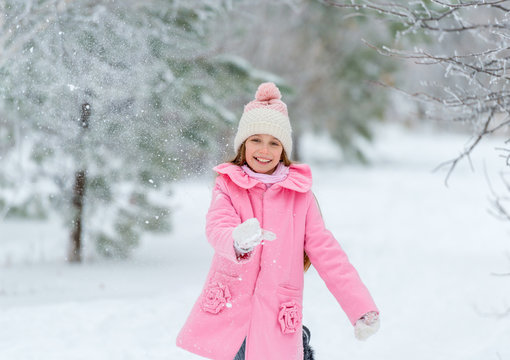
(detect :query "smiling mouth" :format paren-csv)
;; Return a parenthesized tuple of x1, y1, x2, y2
(255, 157, 272, 164)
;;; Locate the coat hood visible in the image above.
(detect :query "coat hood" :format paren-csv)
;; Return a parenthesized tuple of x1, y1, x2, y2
(213, 162, 312, 193)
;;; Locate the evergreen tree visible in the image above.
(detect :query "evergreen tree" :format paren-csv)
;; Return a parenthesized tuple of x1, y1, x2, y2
(0, 0, 272, 260)
(210, 0, 398, 162)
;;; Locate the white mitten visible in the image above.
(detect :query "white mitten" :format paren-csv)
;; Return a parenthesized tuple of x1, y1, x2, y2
(232, 218, 276, 254)
(354, 311, 380, 341)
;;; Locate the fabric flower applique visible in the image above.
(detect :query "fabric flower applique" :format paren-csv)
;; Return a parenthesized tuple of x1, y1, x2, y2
(278, 301, 302, 334)
(201, 282, 232, 314)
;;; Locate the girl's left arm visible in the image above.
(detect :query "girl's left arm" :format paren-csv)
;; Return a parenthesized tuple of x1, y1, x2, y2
(303, 193, 379, 326)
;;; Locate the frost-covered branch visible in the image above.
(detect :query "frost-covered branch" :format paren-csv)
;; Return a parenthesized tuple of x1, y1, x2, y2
(323, 0, 510, 34)
(323, 0, 510, 184)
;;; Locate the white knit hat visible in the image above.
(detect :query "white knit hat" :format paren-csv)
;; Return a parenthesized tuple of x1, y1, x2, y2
(233, 82, 292, 158)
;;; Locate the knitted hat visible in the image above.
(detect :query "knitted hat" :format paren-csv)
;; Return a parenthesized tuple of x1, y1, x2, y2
(233, 82, 292, 158)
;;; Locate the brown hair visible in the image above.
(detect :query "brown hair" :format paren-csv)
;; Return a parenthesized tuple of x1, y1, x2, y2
(303, 253, 311, 272)
(230, 140, 312, 273)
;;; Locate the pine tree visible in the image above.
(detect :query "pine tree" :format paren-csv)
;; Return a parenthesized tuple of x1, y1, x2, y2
(0, 0, 272, 260)
(209, 0, 398, 162)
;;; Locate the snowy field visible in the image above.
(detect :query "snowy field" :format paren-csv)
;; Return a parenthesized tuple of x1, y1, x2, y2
(1, 124, 510, 360)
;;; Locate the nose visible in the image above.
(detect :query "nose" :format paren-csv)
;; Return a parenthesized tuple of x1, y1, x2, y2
(259, 145, 269, 154)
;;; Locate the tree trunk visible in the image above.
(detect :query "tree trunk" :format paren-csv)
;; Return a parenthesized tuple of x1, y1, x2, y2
(68, 103, 90, 263)
(68, 169, 86, 263)
(292, 129, 302, 162)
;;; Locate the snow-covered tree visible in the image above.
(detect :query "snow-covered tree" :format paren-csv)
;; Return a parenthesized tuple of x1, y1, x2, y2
(0, 0, 271, 260)
(210, 0, 398, 162)
(320, 0, 510, 178)
(323, 1, 510, 314)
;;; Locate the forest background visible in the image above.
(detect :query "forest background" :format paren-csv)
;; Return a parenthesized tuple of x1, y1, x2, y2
(1, 1, 510, 359)
(1, 0, 417, 258)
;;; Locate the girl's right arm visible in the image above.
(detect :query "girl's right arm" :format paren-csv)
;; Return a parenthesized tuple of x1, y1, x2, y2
(205, 177, 245, 263)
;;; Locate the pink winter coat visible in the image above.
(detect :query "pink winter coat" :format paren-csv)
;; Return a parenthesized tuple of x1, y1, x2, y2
(176, 163, 378, 360)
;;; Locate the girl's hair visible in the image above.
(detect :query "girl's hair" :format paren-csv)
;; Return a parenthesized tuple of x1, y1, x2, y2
(229, 140, 312, 273)
(303, 253, 311, 272)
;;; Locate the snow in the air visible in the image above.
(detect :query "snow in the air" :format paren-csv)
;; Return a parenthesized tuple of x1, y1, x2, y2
(1, 124, 509, 360)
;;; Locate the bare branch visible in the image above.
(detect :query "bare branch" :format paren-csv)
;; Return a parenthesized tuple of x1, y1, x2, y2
(321, 0, 412, 19)
(322, 0, 510, 33)
(433, 109, 496, 185)
(430, 0, 508, 9)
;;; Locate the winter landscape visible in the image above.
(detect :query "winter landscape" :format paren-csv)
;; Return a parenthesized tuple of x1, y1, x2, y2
(2, 1, 510, 360)
(2, 125, 510, 359)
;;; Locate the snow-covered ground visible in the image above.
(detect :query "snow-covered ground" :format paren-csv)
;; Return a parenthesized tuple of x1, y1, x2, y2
(1, 124, 510, 360)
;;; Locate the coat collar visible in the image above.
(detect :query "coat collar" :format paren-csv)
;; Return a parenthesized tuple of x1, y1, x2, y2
(213, 162, 312, 193)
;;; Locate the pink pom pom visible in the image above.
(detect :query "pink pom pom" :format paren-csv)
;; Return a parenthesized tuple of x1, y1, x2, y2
(255, 82, 281, 102)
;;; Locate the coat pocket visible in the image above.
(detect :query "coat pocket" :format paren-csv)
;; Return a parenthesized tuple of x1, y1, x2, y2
(276, 284, 302, 334)
(201, 271, 239, 314)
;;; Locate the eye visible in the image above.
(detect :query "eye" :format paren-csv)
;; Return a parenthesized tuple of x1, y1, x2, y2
(250, 138, 261, 143)
(271, 141, 280, 146)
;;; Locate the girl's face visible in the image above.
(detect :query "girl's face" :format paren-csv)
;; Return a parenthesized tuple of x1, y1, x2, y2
(245, 134, 283, 174)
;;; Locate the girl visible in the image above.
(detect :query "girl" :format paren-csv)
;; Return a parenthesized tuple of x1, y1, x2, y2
(176, 83, 380, 360)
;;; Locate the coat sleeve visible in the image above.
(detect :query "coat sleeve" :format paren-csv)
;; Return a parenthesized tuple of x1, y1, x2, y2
(205, 176, 250, 263)
(303, 192, 379, 325)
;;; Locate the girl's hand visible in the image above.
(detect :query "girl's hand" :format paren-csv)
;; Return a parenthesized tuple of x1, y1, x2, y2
(354, 311, 380, 341)
(232, 218, 276, 254)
